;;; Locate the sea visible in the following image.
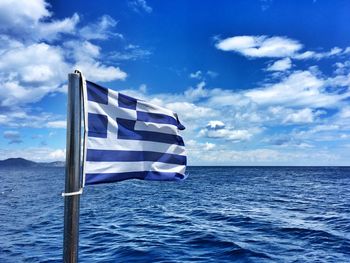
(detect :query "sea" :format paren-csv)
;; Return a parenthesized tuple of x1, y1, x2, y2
(0, 166, 349, 263)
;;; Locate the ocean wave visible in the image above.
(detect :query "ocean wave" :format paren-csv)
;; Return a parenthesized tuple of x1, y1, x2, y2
(1, 166, 350, 262)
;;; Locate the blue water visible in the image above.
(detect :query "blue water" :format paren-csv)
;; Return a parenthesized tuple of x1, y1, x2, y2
(0, 167, 350, 262)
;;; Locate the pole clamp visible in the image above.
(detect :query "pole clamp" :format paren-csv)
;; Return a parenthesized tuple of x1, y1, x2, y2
(62, 188, 83, 197)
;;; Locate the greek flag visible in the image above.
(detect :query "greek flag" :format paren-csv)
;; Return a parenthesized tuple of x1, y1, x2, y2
(82, 80, 187, 185)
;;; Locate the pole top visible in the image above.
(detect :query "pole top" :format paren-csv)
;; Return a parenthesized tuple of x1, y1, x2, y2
(69, 72, 81, 78)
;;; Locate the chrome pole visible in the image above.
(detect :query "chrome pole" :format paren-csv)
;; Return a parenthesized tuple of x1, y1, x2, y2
(63, 73, 82, 263)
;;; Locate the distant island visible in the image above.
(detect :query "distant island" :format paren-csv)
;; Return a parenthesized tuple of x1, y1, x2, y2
(0, 158, 65, 167)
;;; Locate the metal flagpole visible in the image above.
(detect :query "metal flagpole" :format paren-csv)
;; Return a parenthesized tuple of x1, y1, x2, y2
(63, 73, 82, 263)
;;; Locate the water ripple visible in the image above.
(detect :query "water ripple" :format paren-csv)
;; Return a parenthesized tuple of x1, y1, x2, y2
(0, 166, 350, 262)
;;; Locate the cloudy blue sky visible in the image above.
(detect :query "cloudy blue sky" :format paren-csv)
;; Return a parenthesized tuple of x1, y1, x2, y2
(1, 0, 350, 165)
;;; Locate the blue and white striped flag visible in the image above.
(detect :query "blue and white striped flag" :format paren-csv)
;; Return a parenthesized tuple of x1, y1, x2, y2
(82, 80, 187, 185)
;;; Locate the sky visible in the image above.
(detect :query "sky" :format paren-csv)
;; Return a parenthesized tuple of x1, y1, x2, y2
(1, 0, 350, 165)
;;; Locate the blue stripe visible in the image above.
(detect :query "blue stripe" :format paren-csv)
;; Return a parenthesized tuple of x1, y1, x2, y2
(137, 111, 178, 126)
(117, 118, 135, 129)
(85, 171, 185, 185)
(117, 118, 185, 146)
(118, 93, 137, 110)
(88, 131, 107, 138)
(86, 81, 108, 104)
(86, 149, 187, 165)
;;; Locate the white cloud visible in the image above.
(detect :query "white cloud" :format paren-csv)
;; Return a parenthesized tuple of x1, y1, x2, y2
(189, 70, 218, 80)
(0, 108, 66, 128)
(0, 35, 23, 51)
(338, 107, 350, 119)
(139, 84, 147, 93)
(0, 42, 69, 106)
(65, 40, 128, 82)
(283, 108, 319, 124)
(22, 65, 55, 83)
(0, 2, 81, 107)
(0, 0, 50, 29)
(293, 47, 344, 60)
(297, 143, 314, 148)
(200, 128, 253, 142)
(63, 40, 101, 62)
(166, 102, 217, 120)
(328, 47, 342, 56)
(207, 120, 225, 129)
(292, 51, 315, 60)
(49, 149, 66, 160)
(328, 72, 350, 87)
(233, 110, 263, 123)
(216, 35, 302, 58)
(184, 81, 207, 101)
(109, 45, 151, 61)
(216, 35, 350, 64)
(79, 15, 122, 40)
(344, 47, 350, 54)
(266, 57, 292, 71)
(75, 62, 127, 82)
(204, 142, 216, 150)
(245, 70, 348, 108)
(206, 128, 252, 141)
(265, 136, 309, 148)
(265, 106, 325, 125)
(208, 92, 249, 108)
(35, 13, 79, 41)
(186, 140, 216, 153)
(0, 81, 57, 107)
(199, 121, 253, 142)
(292, 126, 348, 143)
(47, 120, 66, 128)
(0, 0, 79, 41)
(312, 124, 340, 133)
(128, 0, 153, 13)
(189, 70, 202, 79)
(0, 1, 128, 109)
(334, 61, 350, 75)
(0, 43, 67, 84)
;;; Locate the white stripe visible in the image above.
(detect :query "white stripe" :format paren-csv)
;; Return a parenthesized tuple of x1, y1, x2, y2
(88, 100, 136, 120)
(137, 100, 175, 117)
(103, 117, 179, 136)
(108, 88, 119, 99)
(85, 161, 186, 174)
(134, 121, 178, 135)
(86, 137, 186, 155)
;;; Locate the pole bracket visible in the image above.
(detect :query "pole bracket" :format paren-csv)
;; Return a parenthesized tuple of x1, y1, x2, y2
(62, 188, 83, 197)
